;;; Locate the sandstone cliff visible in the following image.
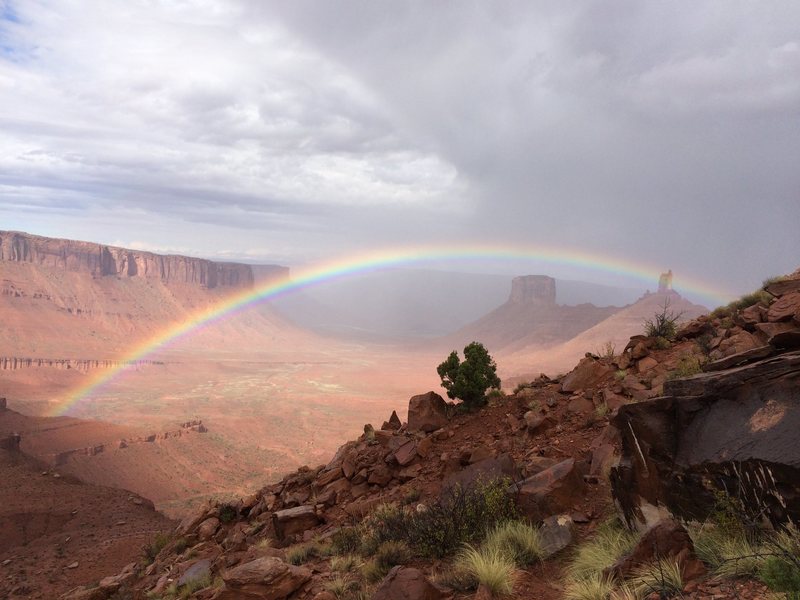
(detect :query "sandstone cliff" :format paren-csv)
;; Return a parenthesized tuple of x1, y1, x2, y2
(0, 230, 288, 289)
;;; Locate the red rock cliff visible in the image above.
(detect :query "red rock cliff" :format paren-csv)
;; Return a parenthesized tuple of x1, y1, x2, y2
(0, 231, 287, 289)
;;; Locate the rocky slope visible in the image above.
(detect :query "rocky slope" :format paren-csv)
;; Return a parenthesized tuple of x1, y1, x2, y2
(50, 267, 799, 600)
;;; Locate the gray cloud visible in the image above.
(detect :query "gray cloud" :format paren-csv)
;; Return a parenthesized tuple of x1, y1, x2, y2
(1, 1, 798, 294)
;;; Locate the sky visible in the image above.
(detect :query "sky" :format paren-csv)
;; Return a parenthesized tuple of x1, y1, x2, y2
(0, 1, 798, 295)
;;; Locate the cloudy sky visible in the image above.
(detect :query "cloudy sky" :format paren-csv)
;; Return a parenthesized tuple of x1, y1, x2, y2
(1, 1, 798, 295)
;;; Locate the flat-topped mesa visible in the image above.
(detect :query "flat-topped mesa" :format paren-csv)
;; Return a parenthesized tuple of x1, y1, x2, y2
(0, 230, 287, 290)
(508, 275, 556, 306)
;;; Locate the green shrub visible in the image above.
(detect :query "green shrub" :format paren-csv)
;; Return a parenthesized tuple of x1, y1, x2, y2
(614, 369, 627, 381)
(218, 503, 237, 524)
(173, 537, 189, 555)
(483, 520, 544, 566)
(758, 525, 800, 598)
(456, 545, 516, 596)
(362, 478, 517, 559)
(437, 341, 501, 409)
(653, 336, 671, 350)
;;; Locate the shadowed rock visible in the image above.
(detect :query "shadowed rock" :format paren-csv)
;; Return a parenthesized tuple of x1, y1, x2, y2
(611, 351, 800, 529)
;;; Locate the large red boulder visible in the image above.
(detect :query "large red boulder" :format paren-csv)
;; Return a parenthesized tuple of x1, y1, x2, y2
(516, 458, 585, 522)
(407, 392, 449, 433)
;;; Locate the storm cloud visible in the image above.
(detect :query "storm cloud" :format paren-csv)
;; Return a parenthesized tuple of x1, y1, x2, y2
(1, 1, 798, 291)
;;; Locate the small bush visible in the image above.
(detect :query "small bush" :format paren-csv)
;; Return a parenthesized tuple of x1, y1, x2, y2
(711, 288, 773, 319)
(483, 520, 543, 566)
(594, 403, 610, 419)
(653, 336, 671, 350)
(173, 537, 189, 555)
(563, 572, 615, 600)
(218, 503, 237, 524)
(331, 527, 362, 556)
(457, 545, 516, 596)
(614, 369, 627, 381)
(758, 524, 800, 598)
(643, 300, 682, 340)
(597, 341, 616, 359)
(362, 478, 517, 559)
(402, 488, 421, 505)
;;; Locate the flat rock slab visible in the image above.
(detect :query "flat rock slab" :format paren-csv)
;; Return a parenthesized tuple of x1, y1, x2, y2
(272, 505, 320, 541)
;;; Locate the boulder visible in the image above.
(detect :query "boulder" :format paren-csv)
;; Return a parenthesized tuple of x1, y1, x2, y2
(178, 558, 213, 588)
(197, 517, 220, 541)
(768, 292, 800, 322)
(272, 506, 321, 541)
(636, 357, 659, 373)
(561, 357, 612, 393)
(704, 345, 773, 371)
(524, 412, 555, 435)
(407, 392, 449, 433)
(539, 514, 574, 557)
(765, 277, 800, 297)
(468, 445, 494, 464)
(443, 454, 517, 491)
(370, 566, 443, 600)
(516, 458, 585, 522)
(393, 441, 417, 466)
(218, 557, 311, 600)
(611, 351, 800, 529)
(770, 330, 800, 350)
(605, 519, 706, 583)
(712, 330, 761, 359)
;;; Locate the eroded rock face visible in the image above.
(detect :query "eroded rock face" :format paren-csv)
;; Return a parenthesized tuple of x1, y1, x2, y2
(561, 357, 613, 393)
(407, 392, 449, 433)
(611, 351, 800, 529)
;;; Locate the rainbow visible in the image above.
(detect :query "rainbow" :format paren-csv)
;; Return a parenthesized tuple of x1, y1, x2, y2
(50, 243, 735, 416)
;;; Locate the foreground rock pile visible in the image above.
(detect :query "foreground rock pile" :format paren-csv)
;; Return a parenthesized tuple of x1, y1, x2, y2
(56, 269, 800, 600)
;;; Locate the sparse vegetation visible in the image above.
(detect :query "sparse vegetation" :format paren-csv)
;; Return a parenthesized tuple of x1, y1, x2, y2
(563, 572, 615, 600)
(513, 382, 532, 394)
(144, 532, 171, 564)
(437, 341, 502, 409)
(614, 369, 627, 381)
(594, 402, 610, 419)
(643, 299, 683, 340)
(456, 544, 516, 596)
(667, 355, 703, 381)
(331, 554, 362, 573)
(324, 575, 361, 599)
(711, 288, 773, 319)
(286, 541, 325, 565)
(361, 477, 517, 559)
(597, 341, 616, 359)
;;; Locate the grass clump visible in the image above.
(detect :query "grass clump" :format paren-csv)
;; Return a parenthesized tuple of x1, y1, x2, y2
(689, 522, 763, 579)
(614, 369, 627, 381)
(361, 540, 412, 583)
(324, 575, 361, 599)
(456, 545, 516, 596)
(286, 541, 324, 565)
(566, 518, 639, 583)
(630, 560, 683, 598)
(483, 520, 544, 566)
(711, 288, 773, 319)
(178, 572, 212, 599)
(563, 572, 615, 600)
(331, 554, 362, 573)
(513, 382, 532, 394)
